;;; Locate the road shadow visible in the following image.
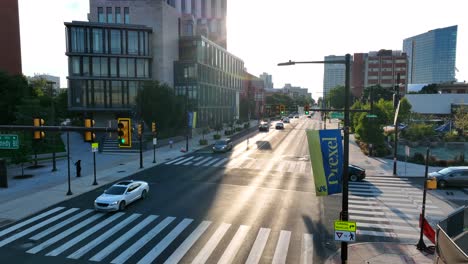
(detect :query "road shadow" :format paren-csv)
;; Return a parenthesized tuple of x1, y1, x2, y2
(349, 180, 383, 197)
(255, 141, 272, 150)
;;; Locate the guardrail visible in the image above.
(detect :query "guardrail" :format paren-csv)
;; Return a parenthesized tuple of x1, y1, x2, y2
(435, 206, 468, 263)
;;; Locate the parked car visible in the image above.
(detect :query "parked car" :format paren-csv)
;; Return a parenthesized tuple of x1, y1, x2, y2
(349, 164, 366, 182)
(275, 122, 284, 129)
(259, 122, 269, 132)
(429, 166, 468, 188)
(212, 138, 233, 153)
(94, 180, 149, 211)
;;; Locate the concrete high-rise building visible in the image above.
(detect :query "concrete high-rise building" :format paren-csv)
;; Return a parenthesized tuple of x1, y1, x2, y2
(403, 25, 457, 84)
(0, 0, 22, 75)
(352, 50, 408, 98)
(166, 0, 227, 48)
(259, 72, 273, 88)
(323, 55, 347, 101)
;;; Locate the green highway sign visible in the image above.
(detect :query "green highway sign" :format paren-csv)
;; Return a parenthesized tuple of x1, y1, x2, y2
(0, 134, 19, 149)
(366, 114, 377, 118)
(330, 112, 344, 119)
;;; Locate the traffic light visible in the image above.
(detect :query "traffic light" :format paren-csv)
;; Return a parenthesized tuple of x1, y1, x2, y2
(137, 123, 143, 138)
(33, 118, 45, 140)
(152, 122, 156, 134)
(275, 105, 280, 114)
(117, 118, 132, 148)
(84, 118, 96, 142)
(280, 105, 285, 114)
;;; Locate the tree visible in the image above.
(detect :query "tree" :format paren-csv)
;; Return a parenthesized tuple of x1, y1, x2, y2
(419, 84, 439, 94)
(0, 72, 31, 125)
(362, 85, 394, 102)
(453, 105, 468, 135)
(355, 102, 386, 146)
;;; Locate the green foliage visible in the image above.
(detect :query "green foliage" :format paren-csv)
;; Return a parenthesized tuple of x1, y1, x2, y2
(362, 85, 394, 102)
(213, 134, 221, 140)
(325, 86, 354, 109)
(0, 72, 32, 125)
(199, 139, 208, 145)
(419, 84, 439, 94)
(401, 124, 436, 141)
(398, 97, 412, 123)
(136, 81, 186, 138)
(350, 101, 364, 132)
(453, 105, 467, 135)
(213, 123, 223, 135)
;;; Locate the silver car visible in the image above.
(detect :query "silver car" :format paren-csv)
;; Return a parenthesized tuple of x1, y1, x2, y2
(94, 180, 149, 211)
(429, 166, 468, 188)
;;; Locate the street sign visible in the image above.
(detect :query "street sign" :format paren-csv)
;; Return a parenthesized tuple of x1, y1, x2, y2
(0, 134, 19, 149)
(334, 231, 356, 242)
(334, 220, 357, 232)
(366, 114, 377, 118)
(330, 112, 344, 119)
(153, 138, 157, 145)
(405, 145, 410, 157)
(91, 142, 99, 152)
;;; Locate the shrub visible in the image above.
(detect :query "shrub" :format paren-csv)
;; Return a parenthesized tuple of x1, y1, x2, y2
(199, 139, 208, 145)
(412, 152, 425, 164)
(243, 123, 250, 129)
(235, 127, 242, 132)
(224, 130, 233, 135)
(444, 132, 460, 142)
(213, 134, 221, 140)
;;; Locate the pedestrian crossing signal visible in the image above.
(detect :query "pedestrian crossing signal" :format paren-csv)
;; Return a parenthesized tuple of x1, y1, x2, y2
(117, 118, 131, 148)
(84, 118, 95, 142)
(33, 118, 45, 140)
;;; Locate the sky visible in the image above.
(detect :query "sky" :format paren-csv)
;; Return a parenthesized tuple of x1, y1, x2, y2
(19, 0, 468, 100)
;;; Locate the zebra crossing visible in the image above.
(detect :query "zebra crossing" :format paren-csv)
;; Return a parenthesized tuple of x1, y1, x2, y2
(0, 207, 315, 263)
(164, 155, 311, 174)
(349, 176, 443, 242)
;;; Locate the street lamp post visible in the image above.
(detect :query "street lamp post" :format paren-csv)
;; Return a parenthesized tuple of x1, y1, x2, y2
(278, 54, 351, 263)
(393, 73, 401, 175)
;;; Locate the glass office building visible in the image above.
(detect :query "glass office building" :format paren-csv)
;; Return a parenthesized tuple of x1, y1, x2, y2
(174, 35, 244, 127)
(65, 21, 152, 113)
(403, 25, 457, 84)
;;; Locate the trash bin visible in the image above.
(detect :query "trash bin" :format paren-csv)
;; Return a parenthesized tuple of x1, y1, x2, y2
(0, 159, 7, 188)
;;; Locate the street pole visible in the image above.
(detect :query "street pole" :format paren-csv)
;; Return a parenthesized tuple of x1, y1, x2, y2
(393, 73, 401, 175)
(139, 126, 143, 169)
(185, 86, 189, 152)
(66, 132, 72, 195)
(153, 137, 156, 163)
(417, 147, 430, 250)
(341, 54, 351, 264)
(49, 82, 57, 172)
(92, 149, 97, 185)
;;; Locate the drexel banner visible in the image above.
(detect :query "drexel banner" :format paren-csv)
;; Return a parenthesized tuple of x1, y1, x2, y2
(306, 129, 343, 196)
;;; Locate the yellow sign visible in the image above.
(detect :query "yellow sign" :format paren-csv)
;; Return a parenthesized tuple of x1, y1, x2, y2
(334, 220, 357, 232)
(91, 142, 99, 152)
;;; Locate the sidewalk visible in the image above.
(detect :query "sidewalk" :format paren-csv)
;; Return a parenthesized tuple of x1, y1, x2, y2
(0, 120, 259, 224)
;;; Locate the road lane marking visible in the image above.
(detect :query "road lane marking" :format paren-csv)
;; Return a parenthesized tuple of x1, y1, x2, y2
(30, 209, 94, 241)
(68, 213, 141, 259)
(0, 208, 78, 247)
(245, 228, 271, 264)
(0, 207, 65, 238)
(191, 223, 231, 264)
(272, 230, 291, 264)
(212, 158, 229, 167)
(301, 234, 314, 264)
(193, 156, 205, 161)
(111, 216, 175, 264)
(350, 215, 419, 225)
(174, 156, 195, 165)
(218, 225, 251, 264)
(164, 221, 212, 264)
(26, 213, 105, 254)
(46, 212, 125, 256)
(194, 157, 212, 166)
(165, 157, 186, 165)
(89, 215, 158, 262)
(202, 158, 221, 167)
(137, 218, 193, 264)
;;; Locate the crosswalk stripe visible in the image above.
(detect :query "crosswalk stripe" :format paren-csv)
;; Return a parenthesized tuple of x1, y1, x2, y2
(357, 222, 418, 231)
(191, 223, 231, 264)
(239, 159, 256, 169)
(46, 212, 125, 256)
(349, 190, 423, 198)
(0, 207, 65, 238)
(26, 213, 105, 254)
(174, 157, 195, 165)
(276, 162, 287, 172)
(30, 209, 94, 241)
(350, 215, 419, 225)
(0, 208, 78, 247)
(89, 215, 158, 262)
(365, 177, 409, 181)
(194, 157, 212, 166)
(68, 213, 141, 259)
(357, 229, 397, 238)
(218, 225, 251, 264)
(349, 199, 439, 209)
(213, 158, 229, 167)
(349, 209, 386, 216)
(298, 162, 307, 174)
(111, 216, 175, 264)
(165, 157, 186, 165)
(137, 218, 194, 264)
(202, 158, 221, 167)
(164, 221, 212, 264)
(349, 187, 422, 196)
(193, 156, 205, 161)
(272, 230, 291, 264)
(301, 234, 313, 264)
(351, 195, 433, 204)
(349, 204, 438, 215)
(245, 228, 271, 264)
(352, 182, 414, 188)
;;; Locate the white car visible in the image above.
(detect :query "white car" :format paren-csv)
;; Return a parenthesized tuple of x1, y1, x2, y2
(94, 180, 149, 211)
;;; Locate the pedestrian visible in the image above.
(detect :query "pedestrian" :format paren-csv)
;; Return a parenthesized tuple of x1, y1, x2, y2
(74, 160, 81, 177)
(169, 139, 173, 148)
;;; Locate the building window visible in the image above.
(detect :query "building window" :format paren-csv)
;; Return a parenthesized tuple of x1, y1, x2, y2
(201, 0, 206, 17)
(124, 7, 130, 24)
(182, 0, 186, 13)
(83, 57, 89, 76)
(211, 0, 216, 17)
(129, 81, 138, 105)
(128, 31, 138, 55)
(92, 28, 103, 53)
(71, 57, 80, 76)
(106, 7, 113, 23)
(127, 58, 135, 77)
(115, 7, 121, 23)
(110, 58, 117, 77)
(92, 57, 101, 76)
(98, 7, 105, 22)
(93, 80, 105, 107)
(110, 30, 121, 54)
(111, 81, 122, 107)
(119, 58, 128, 77)
(70, 27, 85, 52)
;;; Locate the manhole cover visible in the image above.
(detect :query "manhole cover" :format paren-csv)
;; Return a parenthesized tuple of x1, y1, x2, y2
(13, 174, 34, 179)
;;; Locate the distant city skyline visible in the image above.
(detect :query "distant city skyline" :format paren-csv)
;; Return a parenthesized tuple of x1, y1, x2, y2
(18, 0, 468, 100)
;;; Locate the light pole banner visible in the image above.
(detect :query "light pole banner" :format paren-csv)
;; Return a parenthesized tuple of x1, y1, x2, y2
(306, 129, 343, 196)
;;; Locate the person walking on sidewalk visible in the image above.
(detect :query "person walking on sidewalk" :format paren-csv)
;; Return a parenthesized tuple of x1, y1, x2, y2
(74, 160, 81, 177)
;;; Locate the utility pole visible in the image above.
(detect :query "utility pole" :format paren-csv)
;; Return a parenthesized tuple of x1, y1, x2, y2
(393, 73, 401, 175)
(185, 86, 189, 152)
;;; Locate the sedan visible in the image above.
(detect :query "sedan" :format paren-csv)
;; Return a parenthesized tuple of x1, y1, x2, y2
(259, 122, 269, 132)
(349, 164, 366, 182)
(275, 122, 284, 129)
(212, 138, 233, 153)
(429, 166, 468, 188)
(94, 180, 149, 211)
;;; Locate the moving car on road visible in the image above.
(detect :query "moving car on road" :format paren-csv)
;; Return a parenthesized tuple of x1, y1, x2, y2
(429, 166, 468, 188)
(94, 180, 149, 211)
(212, 138, 233, 153)
(349, 164, 366, 182)
(259, 122, 269, 132)
(275, 122, 284, 129)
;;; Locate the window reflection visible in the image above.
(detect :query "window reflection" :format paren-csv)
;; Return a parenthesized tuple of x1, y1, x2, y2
(92, 28, 103, 53)
(128, 31, 138, 55)
(110, 30, 121, 54)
